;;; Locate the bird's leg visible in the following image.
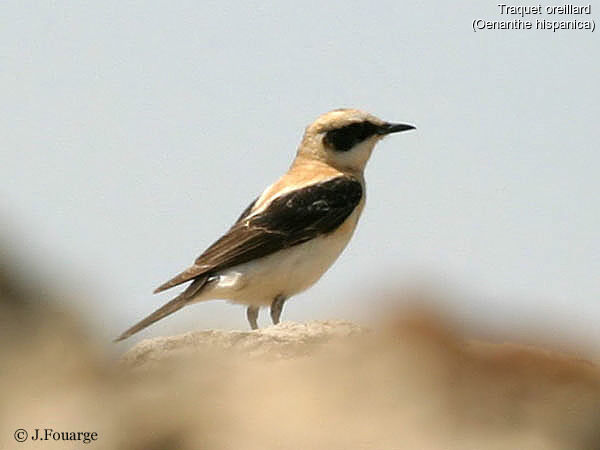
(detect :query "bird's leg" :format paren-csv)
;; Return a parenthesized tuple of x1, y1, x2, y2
(270, 294, 287, 325)
(246, 306, 259, 330)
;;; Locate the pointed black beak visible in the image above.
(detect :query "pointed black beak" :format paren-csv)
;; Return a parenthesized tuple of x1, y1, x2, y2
(377, 122, 416, 135)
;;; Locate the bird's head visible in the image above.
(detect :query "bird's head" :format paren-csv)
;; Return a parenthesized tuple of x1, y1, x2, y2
(297, 108, 415, 173)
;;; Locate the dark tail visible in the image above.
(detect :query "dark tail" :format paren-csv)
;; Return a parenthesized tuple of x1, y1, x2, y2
(114, 277, 208, 342)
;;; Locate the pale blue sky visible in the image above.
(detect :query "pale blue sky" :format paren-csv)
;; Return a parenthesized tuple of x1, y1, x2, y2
(2, 1, 598, 347)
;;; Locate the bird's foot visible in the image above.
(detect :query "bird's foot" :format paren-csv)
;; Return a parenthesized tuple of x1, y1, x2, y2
(246, 306, 259, 330)
(270, 294, 287, 325)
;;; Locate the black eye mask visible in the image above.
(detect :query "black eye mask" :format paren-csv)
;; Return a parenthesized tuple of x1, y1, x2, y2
(323, 121, 379, 152)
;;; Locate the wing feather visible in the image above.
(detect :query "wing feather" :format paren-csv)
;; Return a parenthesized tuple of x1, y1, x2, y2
(153, 176, 362, 294)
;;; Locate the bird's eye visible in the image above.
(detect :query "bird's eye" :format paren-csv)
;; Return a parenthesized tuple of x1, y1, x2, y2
(323, 122, 379, 152)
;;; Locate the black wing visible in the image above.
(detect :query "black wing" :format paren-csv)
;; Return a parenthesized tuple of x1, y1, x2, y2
(153, 176, 362, 293)
(232, 197, 257, 227)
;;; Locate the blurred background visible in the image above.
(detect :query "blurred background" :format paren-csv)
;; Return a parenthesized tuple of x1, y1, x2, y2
(1, 1, 598, 349)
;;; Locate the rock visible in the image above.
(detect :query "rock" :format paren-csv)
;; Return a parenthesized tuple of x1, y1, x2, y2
(116, 316, 600, 450)
(122, 320, 366, 368)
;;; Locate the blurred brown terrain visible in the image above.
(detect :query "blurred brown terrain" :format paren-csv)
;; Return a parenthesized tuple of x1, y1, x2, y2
(1, 253, 600, 450)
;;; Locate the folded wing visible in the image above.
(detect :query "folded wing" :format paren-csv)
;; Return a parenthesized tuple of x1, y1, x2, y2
(153, 176, 363, 294)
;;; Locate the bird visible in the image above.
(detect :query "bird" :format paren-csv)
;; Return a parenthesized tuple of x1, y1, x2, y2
(115, 108, 415, 341)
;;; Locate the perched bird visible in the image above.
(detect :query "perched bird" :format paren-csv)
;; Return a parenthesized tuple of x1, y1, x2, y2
(115, 109, 414, 341)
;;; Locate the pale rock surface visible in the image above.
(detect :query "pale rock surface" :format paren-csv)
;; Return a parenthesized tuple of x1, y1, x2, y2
(122, 320, 366, 368)
(116, 317, 600, 450)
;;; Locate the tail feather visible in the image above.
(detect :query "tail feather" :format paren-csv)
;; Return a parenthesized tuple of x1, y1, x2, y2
(154, 265, 207, 294)
(115, 276, 209, 342)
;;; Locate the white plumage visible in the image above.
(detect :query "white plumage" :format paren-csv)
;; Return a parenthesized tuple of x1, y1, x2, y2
(198, 195, 365, 306)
